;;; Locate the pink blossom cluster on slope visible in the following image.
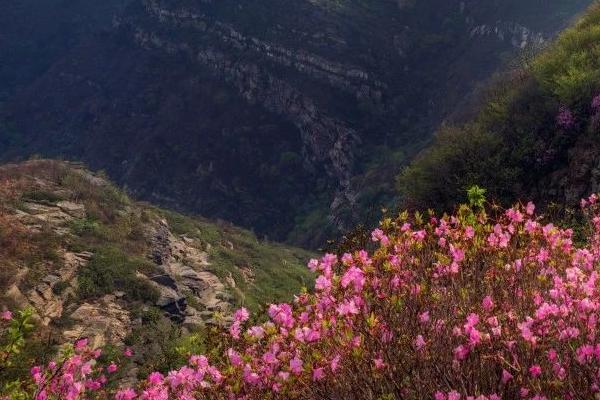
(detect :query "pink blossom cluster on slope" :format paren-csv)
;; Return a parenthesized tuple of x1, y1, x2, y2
(20, 194, 600, 399)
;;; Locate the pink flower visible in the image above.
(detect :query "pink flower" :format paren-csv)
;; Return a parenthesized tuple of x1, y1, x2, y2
(107, 363, 118, 373)
(234, 307, 250, 322)
(529, 364, 542, 378)
(414, 335, 426, 351)
(290, 357, 303, 375)
(526, 201, 535, 215)
(229, 321, 242, 339)
(115, 389, 136, 400)
(247, 326, 265, 339)
(465, 226, 475, 239)
(315, 275, 332, 291)
(454, 345, 469, 361)
(337, 299, 360, 316)
(189, 354, 209, 369)
(312, 367, 325, 381)
(448, 391, 461, 400)
(341, 266, 366, 292)
(147, 372, 164, 385)
(449, 244, 465, 263)
(371, 228, 390, 246)
(1, 310, 12, 321)
(330, 354, 341, 372)
(501, 369, 513, 384)
(80, 362, 93, 376)
(268, 303, 295, 328)
(227, 348, 242, 366)
(243, 367, 261, 385)
(123, 347, 133, 357)
(413, 230, 427, 241)
(74, 338, 88, 351)
(482, 296, 494, 312)
(278, 371, 290, 381)
(341, 253, 354, 266)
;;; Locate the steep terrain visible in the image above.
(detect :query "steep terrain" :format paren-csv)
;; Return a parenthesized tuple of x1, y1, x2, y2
(0, 0, 591, 247)
(0, 0, 129, 104)
(0, 160, 313, 360)
(398, 3, 600, 215)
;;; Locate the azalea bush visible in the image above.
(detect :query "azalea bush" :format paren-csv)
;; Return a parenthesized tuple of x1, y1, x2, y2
(8, 194, 600, 399)
(0, 308, 35, 398)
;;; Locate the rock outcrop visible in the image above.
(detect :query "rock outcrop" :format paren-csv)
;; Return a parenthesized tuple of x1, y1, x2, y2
(0, 160, 313, 350)
(148, 219, 232, 327)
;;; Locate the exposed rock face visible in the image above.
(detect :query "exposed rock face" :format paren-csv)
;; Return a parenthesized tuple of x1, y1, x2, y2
(56, 201, 86, 219)
(25, 251, 90, 326)
(63, 296, 132, 348)
(147, 219, 232, 326)
(0, 160, 313, 351)
(9, 195, 232, 343)
(0, 0, 592, 246)
(4, 188, 131, 344)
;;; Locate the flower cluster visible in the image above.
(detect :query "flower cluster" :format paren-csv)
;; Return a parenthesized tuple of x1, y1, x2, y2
(13, 195, 600, 399)
(24, 338, 133, 400)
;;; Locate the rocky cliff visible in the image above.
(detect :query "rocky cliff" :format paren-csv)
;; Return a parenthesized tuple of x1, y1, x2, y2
(0, 0, 592, 246)
(0, 160, 313, 352)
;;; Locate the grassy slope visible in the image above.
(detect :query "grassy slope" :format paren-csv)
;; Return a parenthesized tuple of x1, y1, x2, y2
(0, 159, 314, 312)
(398, 3, 600, 214)
(0, 159, 315, 377)
(155, 208, 315, 311)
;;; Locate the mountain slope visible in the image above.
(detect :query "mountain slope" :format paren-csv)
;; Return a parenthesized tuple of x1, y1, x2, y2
(0, 159, 313, 354)
(0, 0, 592, 246)
(398, 3, 600, 213)
(0, 0, 129, 104)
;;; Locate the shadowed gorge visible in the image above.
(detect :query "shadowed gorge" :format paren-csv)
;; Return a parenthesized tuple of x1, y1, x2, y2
(3, 2, 600, 399)
(0, 0, 591, 247)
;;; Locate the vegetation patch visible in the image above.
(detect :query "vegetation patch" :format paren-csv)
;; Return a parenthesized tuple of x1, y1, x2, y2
(77, 246, 159, 303)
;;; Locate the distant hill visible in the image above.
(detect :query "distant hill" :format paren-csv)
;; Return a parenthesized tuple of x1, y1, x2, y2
(0, 0, 591, 247)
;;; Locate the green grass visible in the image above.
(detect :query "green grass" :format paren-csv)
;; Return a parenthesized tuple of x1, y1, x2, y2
(157, 207, 315, 311)
(532, 7, 600, 102)
(77, 246, 159, 303)
(2, 159, 316, 333)
(21, 190, 64, 205)
(397, 3, 600, 213)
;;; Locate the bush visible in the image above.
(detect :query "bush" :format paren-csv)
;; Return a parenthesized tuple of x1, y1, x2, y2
(20, 190, 64, 205)
(398, 4, 600, 213)
(14, 194, 600, 399)
(398, 124, 519, 211)
(77, 246, 159, 303)
(532, 5, 600, 102)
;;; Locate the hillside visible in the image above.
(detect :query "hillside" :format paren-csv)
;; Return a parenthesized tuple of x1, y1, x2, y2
(0, 160, 313, 364)
(5, 184, 600, 398)
(398, 2, 600, 215)
(0, 0, 591, 247)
